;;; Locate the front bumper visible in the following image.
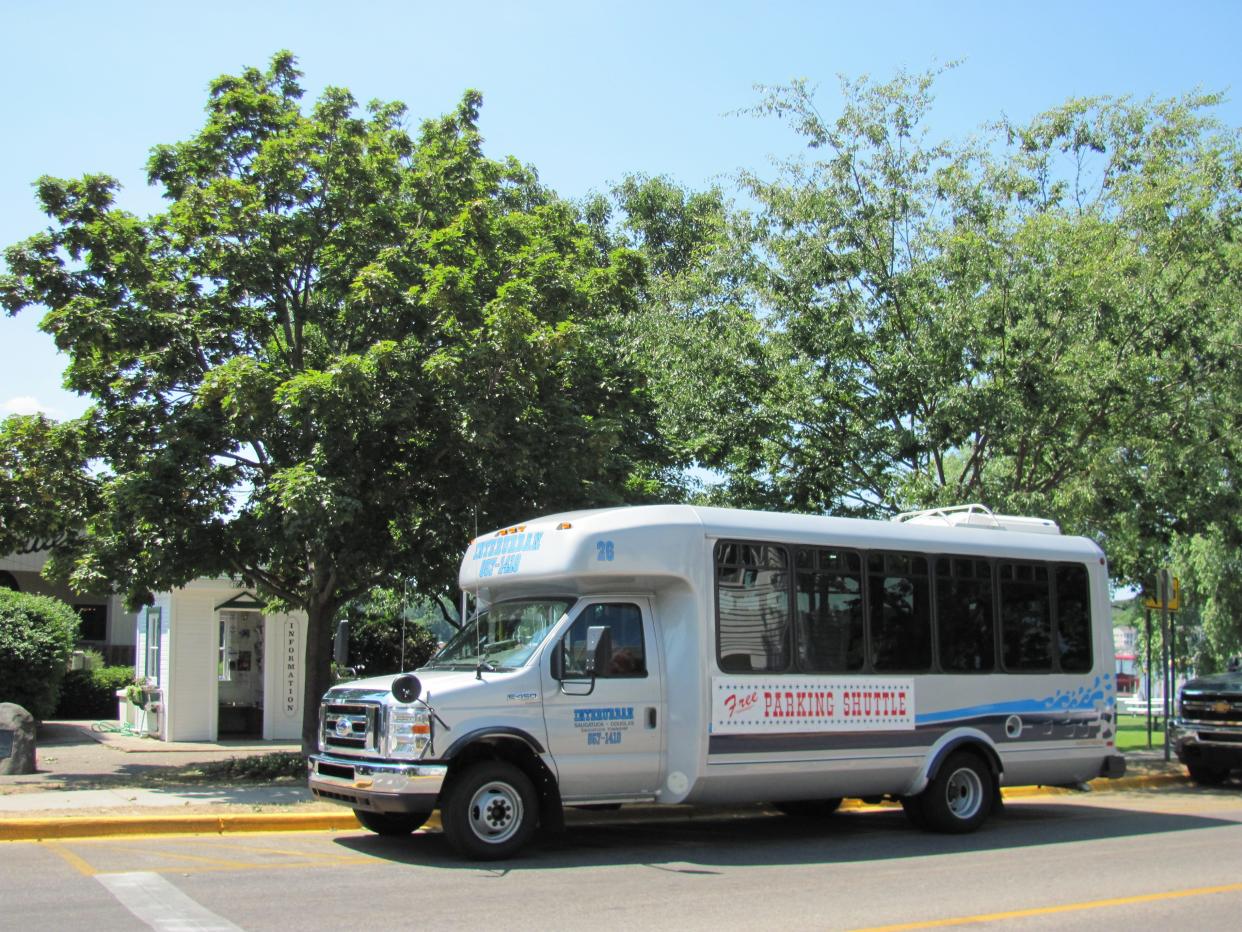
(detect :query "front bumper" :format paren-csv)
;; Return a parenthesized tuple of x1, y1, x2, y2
(309, 753, 448, 814)
(1169, 718, 1242, 769)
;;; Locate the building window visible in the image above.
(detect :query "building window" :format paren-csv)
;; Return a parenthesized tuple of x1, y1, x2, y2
(74, 604, 107, 642)
(144, 607, 162, 685)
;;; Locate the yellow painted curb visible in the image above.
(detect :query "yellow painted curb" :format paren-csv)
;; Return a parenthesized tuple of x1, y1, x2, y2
(0, 810, 363, 842)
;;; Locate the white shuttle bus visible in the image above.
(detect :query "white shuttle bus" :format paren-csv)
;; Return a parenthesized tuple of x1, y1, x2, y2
(309, 504, 1125, 859)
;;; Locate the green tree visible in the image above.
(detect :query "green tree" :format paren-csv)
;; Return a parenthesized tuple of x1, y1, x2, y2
(0, 589, 79, 720)
(334, 589, 442, 677)
(725, 71, 1241, 574)
(600, 175, 777, 502)
(1, 52, 671, 752)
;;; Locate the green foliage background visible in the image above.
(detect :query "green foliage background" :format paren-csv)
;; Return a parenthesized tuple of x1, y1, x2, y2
(55, 665, 137, 719)
(334, 589, 442, 676)
(0, 589, 79, 719)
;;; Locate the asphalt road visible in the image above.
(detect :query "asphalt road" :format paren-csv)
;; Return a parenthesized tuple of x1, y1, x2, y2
(4, 784, 1242, 931)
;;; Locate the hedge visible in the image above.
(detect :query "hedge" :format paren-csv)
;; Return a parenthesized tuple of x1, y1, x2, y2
(55, 665, 137, 719)
(0, 589, 79, 720)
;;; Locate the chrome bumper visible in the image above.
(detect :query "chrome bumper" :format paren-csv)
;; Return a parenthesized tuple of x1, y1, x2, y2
(308, 753, 448, 814)
(1169, 719, 1242, 764)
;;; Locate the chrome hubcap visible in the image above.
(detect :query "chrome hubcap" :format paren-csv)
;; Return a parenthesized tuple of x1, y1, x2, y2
(467, 781, 523, 844)
(945, 766, 984, 820)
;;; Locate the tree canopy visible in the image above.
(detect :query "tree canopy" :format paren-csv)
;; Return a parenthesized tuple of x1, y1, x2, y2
(1, 52, 673, 749)
(616, 70, 1242, 660)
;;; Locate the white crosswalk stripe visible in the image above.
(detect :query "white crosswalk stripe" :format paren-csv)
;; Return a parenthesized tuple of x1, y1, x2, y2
(95, 871, 243, 931)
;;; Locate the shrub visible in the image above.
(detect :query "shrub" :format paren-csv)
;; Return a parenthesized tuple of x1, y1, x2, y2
(56, 665, 137, 719)
(191, 752, 306, 782)
(0, 589, 79, 719)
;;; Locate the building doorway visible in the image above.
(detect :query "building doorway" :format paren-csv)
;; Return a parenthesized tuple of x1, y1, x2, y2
(218, 609, 265, 737)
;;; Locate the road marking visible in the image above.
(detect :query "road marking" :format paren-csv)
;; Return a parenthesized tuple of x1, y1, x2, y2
(96, 871, 243, 931)
(45, 841, 96, 877)
(849, 880, 1242, 931)
(43, 837, 369, 877)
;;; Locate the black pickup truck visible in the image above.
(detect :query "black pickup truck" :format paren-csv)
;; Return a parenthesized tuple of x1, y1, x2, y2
(1170, 670, 1242, 784)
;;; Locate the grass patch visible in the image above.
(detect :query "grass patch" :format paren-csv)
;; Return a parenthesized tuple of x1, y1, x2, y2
(1116, 713, 1167, 752)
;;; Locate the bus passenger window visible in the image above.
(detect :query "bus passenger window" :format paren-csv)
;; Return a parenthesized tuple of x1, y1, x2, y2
(1055, 564, 1093, 672)
(1000, 563, 1052, 671)
(796, 548, 864, 672)
(935, 558, 995, 673)
(716, 542, 791, 673)
(868, 552, 932, 672)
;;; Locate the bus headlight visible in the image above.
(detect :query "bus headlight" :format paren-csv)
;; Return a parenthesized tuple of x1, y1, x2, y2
(385, 707, 432, 759)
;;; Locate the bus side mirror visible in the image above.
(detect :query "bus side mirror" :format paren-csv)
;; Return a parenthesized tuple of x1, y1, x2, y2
(585, 626, 612, 677)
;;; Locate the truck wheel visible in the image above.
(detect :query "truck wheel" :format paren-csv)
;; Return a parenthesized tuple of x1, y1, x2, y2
(354, 809, 430, 836)
(917, 751, 994, 834)
(1187, 763, 1229, 785)
(900, 796, 929, 830)
(772, 798, 843, 818)
(441, 761, 538, 860)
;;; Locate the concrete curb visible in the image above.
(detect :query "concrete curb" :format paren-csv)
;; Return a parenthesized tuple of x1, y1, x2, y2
(0, 772, 1186, 842)
(0, 809, 367, 842)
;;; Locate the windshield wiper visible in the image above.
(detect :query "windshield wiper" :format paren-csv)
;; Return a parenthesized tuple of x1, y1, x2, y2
(475, 658, 498, 680)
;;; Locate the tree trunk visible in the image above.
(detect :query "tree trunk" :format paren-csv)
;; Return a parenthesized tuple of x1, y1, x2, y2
(301, 601, 335, 756)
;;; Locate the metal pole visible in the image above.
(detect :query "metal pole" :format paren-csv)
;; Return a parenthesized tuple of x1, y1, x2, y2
(1161, 569, 1172, 762)
(1145, 606, 1153, 748)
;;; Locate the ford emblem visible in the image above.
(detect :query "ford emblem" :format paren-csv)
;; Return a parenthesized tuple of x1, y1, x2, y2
(335, 718, 352, 737)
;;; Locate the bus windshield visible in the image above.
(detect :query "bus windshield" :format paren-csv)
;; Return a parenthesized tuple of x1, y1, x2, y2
(426, 598, 576, 671)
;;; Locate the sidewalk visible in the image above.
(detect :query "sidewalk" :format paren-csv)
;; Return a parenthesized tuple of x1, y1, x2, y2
(0, 720, 353, 840)
(0, 721, 1191, 842)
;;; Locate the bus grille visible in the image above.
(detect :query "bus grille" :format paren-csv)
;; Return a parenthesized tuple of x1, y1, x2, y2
(322, 702, 381, 754)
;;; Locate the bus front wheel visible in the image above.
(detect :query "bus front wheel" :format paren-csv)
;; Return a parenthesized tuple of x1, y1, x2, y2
(441, 760, 538, 860)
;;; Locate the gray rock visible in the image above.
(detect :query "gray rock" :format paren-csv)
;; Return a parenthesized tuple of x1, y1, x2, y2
(0, 703, 36, 775)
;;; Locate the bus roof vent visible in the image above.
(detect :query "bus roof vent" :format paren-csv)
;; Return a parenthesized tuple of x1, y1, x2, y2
(892, 504, 1061, 535)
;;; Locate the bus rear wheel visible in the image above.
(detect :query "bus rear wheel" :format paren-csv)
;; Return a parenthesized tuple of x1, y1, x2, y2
(912, 751, 994, 834)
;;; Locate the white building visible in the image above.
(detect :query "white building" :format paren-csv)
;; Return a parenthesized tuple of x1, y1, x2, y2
(2, 545, 306, 742)
(129, 579, 307, 741)
(0, 541, 136, 665)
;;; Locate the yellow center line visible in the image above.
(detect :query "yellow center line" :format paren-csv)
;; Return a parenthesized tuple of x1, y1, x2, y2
(849, 881, 1242, 931)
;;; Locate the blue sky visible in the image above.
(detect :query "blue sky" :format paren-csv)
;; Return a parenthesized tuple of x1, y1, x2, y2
(3, 0, 1240, 420)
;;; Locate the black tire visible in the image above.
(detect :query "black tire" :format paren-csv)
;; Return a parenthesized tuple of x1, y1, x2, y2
(441, 760, 538, 860)
(916, 751, 995, 834)
(772, 798, 843, 819)
(353, 809, 431, 836)
(1187, 763, 1230, 785)
(900, 795, 929, 830)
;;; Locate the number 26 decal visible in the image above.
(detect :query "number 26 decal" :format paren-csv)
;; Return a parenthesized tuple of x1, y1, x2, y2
(596, 540, 615, 562)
